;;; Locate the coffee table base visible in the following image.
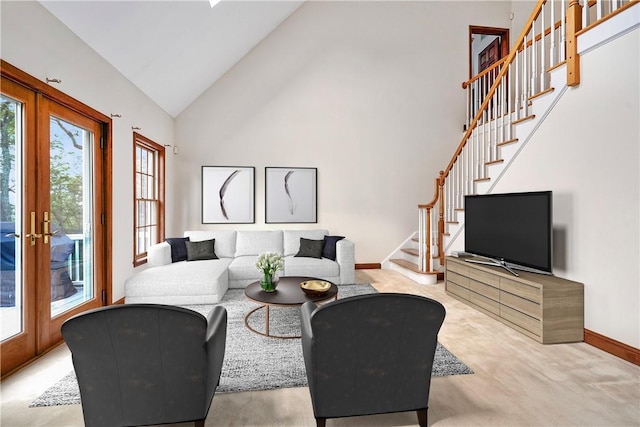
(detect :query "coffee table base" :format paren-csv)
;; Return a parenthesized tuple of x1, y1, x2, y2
(243, 304, 301, 339)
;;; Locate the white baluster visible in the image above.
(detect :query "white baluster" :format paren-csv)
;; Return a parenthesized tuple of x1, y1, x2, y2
(502, 72, 509, 141)
(464, 84, 473, 130)
(448, 177, 453, 220)
(469, 129, 474, 184)
(597, 0, 604, 21)
(476, 123, 481, 181)
(460, 154, 464, 205)
(492, 88, 498, 161)
(498, 77, 504, 145)
(466, 141, 472, 196)
(450, 172, 455, 219)
(522, 34, 528, 118)
(531, 18, 538, 95)
(453, 162, 458, 214)
(514, 50, 521, 120)
(550, 0, 556, 66)
(431, 204, 437, 260)
(496, 74, 507, 141)
(483, 110, 489, 177)
(540, 4, 546, 90)
(464, 146, 468, 201)
(418, 208, 423, 271)
(489, 83, 493, 163)
(444, 181, 449, 223)
(561, 0, 567, 62)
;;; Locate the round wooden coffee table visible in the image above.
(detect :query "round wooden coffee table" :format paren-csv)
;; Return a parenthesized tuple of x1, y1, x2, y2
(244, 276, 338, 339)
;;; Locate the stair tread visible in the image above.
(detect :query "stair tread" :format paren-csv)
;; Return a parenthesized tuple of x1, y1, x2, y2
(512, 114, 535, 125)
(529, 87, 554, 101)
(497, 138, 519, 146)
(486, 159, 504, 165)
(390, 259, 439, 275)
(401, 248, 419, 256)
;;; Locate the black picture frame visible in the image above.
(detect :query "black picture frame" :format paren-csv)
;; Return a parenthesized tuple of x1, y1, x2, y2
(202, 166, 255, 224)
(265, 167, 317, 223)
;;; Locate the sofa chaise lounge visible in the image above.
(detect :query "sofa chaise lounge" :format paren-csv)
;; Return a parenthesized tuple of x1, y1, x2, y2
(124, 229, 355, 305)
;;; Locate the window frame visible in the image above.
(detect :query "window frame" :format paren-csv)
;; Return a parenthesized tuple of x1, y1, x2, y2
(133, 132, 165, 266)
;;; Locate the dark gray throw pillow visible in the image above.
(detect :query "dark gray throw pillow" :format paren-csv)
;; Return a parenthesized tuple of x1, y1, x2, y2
(185, 239, 218, 261)
(322, 235, 345, 261)
(295, 238, 324, 259)
(165, 237, 190, 263)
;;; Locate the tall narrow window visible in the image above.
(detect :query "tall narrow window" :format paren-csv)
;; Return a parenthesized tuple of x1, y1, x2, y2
(133, 133, 164, 266)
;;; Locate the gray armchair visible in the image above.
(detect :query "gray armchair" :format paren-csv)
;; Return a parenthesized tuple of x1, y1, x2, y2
(61, 304, 227, 427)
(300, 293, 446, 427)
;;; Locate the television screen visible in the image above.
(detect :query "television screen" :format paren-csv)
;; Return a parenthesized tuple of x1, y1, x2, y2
(464, 191, 553, 274)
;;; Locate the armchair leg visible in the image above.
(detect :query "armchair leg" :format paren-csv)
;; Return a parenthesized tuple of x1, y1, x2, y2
(195, 419, 205, 427)
(417, 408, 428, 427)
(315, 417, 326, 427)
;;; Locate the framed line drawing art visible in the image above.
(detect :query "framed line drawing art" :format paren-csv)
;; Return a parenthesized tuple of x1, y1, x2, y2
(202, 166, 255, 224)
(265, 167, 317, 223)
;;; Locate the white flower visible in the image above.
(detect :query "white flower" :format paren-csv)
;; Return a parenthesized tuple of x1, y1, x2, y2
(256, 252, 284, 275)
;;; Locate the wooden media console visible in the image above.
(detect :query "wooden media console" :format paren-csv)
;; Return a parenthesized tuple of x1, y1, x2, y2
(445, 256, 584, 344)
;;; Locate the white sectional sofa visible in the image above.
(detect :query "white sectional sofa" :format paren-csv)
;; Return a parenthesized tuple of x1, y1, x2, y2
(124, 229, 355, 305)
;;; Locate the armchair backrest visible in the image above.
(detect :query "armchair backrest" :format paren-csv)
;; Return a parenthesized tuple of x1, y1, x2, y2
(61, 304, 214, 427)
(302, 293, 446, 419)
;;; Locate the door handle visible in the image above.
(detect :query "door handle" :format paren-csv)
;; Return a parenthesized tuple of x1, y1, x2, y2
(42, 211, 57, 244)
(26, 211, 42, 245)
(5, 233, 20, 238)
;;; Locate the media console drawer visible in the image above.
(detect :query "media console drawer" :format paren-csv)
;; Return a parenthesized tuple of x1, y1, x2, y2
(501, 304, 541, 337)
(470, 278, 499, 301)
(447, 281, 470, 300)
(444, 256, 584, 344)
(500, 290, 540, 318)
(469, 290, 500, 315)
(500, 277, 540, 302)
(447, 270, 469, 288)
(470, 268, 499, 288)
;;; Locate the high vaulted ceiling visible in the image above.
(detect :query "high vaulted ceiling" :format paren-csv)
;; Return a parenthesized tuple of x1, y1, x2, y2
(39, 1, 304, 117)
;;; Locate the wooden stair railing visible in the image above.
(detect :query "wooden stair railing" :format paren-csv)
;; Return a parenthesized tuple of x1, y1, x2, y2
(416, 0, 636, 274)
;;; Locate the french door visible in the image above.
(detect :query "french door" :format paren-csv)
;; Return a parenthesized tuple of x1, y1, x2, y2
(1, 73, 108, 376)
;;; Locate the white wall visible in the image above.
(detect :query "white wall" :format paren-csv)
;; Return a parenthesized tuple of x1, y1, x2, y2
(174, 1, 512, 263)
(491, 28, 640, 347)
(510, 0, 537, 46)
(0, 1, 175, 301)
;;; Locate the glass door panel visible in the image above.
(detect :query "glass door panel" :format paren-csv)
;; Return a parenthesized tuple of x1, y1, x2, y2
(48, 116, 94, 317)
(0, 94, 24, 341)
(0, 76, 37, 376)
(41, 97, 104, 351)
(0, 68, 107, 377)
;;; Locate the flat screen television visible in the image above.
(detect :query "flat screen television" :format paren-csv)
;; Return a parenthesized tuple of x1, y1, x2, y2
(464, 191, 553, 276)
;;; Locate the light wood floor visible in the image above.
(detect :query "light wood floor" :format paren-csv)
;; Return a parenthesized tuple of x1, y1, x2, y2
(2, 269, 639, 427)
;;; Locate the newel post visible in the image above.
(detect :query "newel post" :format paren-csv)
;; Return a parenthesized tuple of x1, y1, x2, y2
(424, 206, 431, 271)
(437, 171, 445, 266)
(566, 0, 583, 86)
